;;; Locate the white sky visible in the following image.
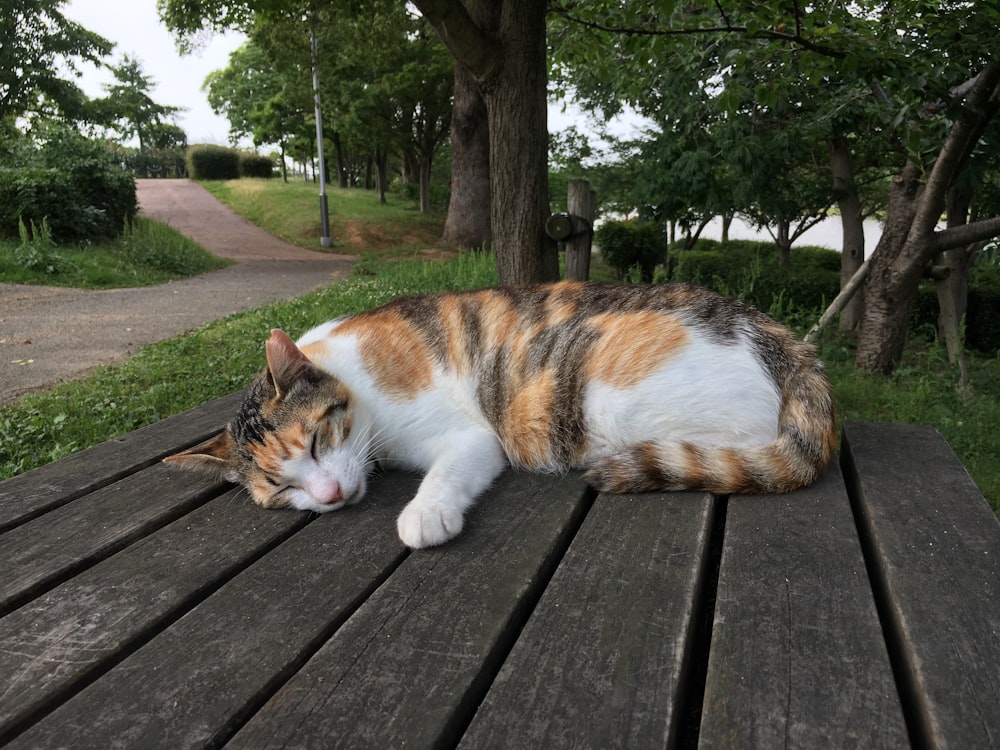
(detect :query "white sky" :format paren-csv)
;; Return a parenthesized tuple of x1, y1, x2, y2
(59, 0, 640, 149)
(62, 0, 246, 145)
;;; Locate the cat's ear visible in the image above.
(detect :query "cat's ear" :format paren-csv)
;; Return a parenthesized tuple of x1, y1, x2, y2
(163, 431, 240, 483)
(265, 329, 318, 399)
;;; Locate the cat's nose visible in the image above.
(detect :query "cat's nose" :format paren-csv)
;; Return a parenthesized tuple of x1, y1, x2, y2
(309, 479, 343, 505)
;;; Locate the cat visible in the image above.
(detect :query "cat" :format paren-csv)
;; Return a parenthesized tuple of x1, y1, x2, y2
(164, 281, 836, 549)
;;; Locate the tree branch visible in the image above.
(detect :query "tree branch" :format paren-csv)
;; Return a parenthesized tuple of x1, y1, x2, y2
(548, 3, 848, 59)
(927, 217, 1000, 254)
(910, 60, 1000, 252)
(411, 0, 499, 80)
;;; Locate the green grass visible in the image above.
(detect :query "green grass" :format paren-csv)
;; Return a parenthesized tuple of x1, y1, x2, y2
(0, 217, 230, 288)
(200, 179, 446, 255)
(0, 251, 498, 478)
(1, 177, 997, 518)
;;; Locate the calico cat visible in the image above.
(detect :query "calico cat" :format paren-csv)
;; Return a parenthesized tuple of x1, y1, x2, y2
(165, 281, 836, 549)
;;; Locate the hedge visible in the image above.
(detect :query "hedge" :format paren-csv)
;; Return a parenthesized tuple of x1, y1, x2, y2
(671, 241, 841, 314)
(239, 153, 275, 178)
(0, 165, 136, 242)
(674, 240, 1000, 355)
(594, 220, 667, 281)
(186, 144, 241, 180)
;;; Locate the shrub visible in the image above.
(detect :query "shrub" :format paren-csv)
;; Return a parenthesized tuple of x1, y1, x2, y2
(186, 144, 241, 180)
(671, 241, 840, 313)
(595, 220, 667, 281)
(913, 266, 1000, 354)
(0, 127, 136, 242)
(239, 153, 275, 178)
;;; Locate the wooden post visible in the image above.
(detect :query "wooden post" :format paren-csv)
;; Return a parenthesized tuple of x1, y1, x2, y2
(565, 180, 595, 281)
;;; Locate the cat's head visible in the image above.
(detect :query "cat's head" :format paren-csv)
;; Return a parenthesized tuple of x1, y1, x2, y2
(164, 329, 369, 513)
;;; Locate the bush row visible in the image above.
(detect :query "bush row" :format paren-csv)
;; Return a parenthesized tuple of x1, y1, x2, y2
(670, 239, 842, 315)
(912, 265, 1000, 354)
(186, 145, 275, 180)
(675, 237, 1000, 355)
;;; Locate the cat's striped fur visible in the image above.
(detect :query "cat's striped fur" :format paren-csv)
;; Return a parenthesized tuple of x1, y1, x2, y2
(165, 281, 836, 548)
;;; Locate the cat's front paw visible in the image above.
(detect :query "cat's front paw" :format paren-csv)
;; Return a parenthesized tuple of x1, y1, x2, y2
(397, 500, 464, 549)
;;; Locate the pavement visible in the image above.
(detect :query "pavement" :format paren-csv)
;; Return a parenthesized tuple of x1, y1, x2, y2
(0, 179, 356, 404)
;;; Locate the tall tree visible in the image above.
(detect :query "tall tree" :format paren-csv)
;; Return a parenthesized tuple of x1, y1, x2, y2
(413, 0, 558, 282)
(0, 0, 112, 121)
(88, 55, 182, 155)
(550, 0, 1000, 373)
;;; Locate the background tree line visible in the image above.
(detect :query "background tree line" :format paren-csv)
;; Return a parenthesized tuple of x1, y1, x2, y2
(3, 0, 999, 379)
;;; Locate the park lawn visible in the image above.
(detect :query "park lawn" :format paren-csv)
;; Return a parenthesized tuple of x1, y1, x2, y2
(200, 178, 448, 258)
(0, 177, 996, 515)
(0, 217, 230, 288)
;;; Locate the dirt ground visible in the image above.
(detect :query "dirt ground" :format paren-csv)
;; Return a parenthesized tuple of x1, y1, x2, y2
(0, 179, 356, 405)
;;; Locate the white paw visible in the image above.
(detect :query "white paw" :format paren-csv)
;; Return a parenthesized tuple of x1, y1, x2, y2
(396, 501, 464, 549)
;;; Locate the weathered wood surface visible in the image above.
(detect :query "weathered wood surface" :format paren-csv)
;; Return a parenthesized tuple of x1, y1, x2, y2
(700, 456, 909, 748)
(1, 410, 998, 749)
(843, 421, 1000, 750)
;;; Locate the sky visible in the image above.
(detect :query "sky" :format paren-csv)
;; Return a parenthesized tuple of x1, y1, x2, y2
(62, 0, 247, 145)
(59, 0, 638, 149)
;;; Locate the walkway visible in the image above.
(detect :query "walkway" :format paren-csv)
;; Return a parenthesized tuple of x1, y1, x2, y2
(0, 179, 354, 404)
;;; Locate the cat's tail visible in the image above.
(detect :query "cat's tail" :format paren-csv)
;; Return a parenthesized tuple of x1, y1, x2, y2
(585, 348, 837, 495)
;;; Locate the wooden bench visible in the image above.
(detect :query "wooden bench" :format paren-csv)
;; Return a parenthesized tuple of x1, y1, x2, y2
(1, 395, 998, 748)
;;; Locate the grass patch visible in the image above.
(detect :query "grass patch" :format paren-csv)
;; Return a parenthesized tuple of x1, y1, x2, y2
(200, 178, 446, 256)
(0, 252, 497, 478)
(0, 217, 230, 288)
(1, 248, 998, 518)
(1, 176, 997, 518)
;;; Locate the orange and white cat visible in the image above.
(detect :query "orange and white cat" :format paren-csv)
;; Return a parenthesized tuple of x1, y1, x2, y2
(165, 281, 836, 548)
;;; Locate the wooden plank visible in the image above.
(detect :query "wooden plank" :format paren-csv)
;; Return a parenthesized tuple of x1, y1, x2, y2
(0, 390, 242, 532)
(0, 488, 308, 743)
(843, 421, 1000, 749)
(228, 470, 593, 749)
(459, 491, 716, 748)
(5, 472, 417, 750)
(699, 456, 909, 748)
(0, 463, 225, 617)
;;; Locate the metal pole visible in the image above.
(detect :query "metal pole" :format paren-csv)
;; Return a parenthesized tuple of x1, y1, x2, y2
(311, 19, 331, 248)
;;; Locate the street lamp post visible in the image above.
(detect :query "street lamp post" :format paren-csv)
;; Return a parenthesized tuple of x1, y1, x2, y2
(310, 18, 331, 248)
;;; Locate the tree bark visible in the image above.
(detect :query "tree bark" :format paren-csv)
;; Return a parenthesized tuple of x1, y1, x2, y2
(855, 60, 1000, 373)
(935, 184, 978, 364)
(775, 220, 791, 265)
(415, 0, 558, 283)
(829, 135, 865, 334)
(442, 62, 492, 248)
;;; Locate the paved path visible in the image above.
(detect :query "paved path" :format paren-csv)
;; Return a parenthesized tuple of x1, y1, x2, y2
(0, 179, 355, 404)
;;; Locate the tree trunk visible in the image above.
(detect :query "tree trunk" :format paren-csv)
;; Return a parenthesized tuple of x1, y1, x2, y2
(481, 0, 556, 282)
(442, 62, 492, 248)
(855, 163, 924, 372)
(415, 0, 557, 284)
(775, 220, 791, 265)
(374, 147, 388, 205)
(936, 183, 978, 365)
(721, 212, 733, 243)
(856, 60, 1000, 373)
(331, 132, 348, 188)
(829, 135, 865, 333)
(419, 155, 432, 214)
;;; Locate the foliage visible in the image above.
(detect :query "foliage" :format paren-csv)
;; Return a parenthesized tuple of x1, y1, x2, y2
(85, 55, 184, 155)
(239, 152, 275, 178)
(0, 216, 229, 287)
(671, 240, 840, 314)
(1, 248, 998, 517)
(594, 220, 667, 281)
(0, 124, 136, 241)
(910, 265, 1000, 355)
(186, 144, 241, 180)
(199, 178, 445, 251)
(0, 0, 112, 121)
